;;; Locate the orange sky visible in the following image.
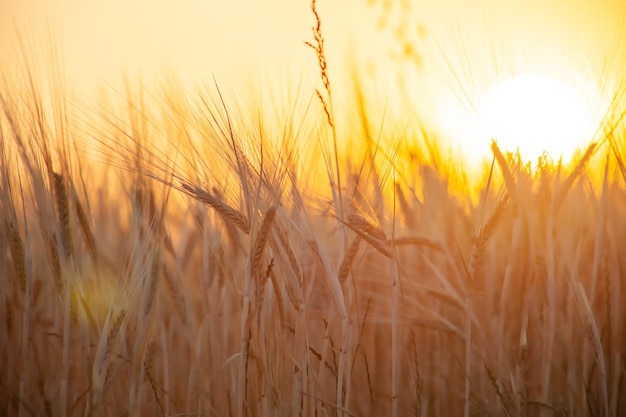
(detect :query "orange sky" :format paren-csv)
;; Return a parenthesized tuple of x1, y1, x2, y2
(3, 0, 623, 86)
(1, 0, 625, 159)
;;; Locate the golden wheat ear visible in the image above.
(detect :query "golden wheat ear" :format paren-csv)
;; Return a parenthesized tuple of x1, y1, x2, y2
(181, 182, 251, 234)
(74, 194, 97, 262)
(53, 171, 73, 260)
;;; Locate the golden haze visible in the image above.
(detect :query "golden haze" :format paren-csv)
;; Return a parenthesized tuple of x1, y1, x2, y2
(1, 1, 626, 417)
(1, 0, 625, 161)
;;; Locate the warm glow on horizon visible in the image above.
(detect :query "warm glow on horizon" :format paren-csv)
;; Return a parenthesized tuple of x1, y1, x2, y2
(481, 75, 603, 161)
(442, 74, 608, 164)
(1, 0, 625, 167)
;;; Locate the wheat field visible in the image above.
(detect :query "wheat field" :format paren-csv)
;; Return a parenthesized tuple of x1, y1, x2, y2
(2, 3, 626, 417)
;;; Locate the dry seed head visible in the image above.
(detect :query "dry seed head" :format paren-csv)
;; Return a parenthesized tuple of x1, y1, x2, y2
(53, 171, 73, 259)
(469, 194, 509, 278)
(316, 90, 333, 128)
(44, 230, 63, 293)
(212, 187, 244, 254)
(353, 229, 392, 258)
(256, 258, 275, 309)
(391, 236, 441, 251)
(104, 309, 126, 382)
(182, 183, 250, 234)
(554, 142, 596, 210)
(347, 213, 387, 241)
(262, 258, 274, 289)
(283, 273, 302, 311)
(5, 217, 26, 293)
(340, 215, 393, 258)
(75, 195, 97, 262)
(306, 0, 333, 128)
(308, 239, 325, 272)
(268, 269, 287, 324)
(107, 310, 126, 350)
(251, 206, 277, 280)
(477, 195, 509, 249)
(306, 0, 331, 93)
(338, 236, 361, 284)
(491, 140, 516, 196)
(277, 225, 304, 287)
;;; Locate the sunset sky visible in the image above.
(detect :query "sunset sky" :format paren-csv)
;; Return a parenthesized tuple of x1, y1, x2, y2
(2, 0, 625, 161)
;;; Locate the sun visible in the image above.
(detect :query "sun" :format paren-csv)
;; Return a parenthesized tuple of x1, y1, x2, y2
(476, 75, 601, 163)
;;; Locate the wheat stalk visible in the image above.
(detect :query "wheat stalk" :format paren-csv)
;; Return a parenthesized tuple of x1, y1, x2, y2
(276, 225, 304, 287)
(338, 236, 361, 284)
(553, 142, 597, 211)
(4, 216, 26, 294)
(74, 192, 97, 262)
(573, 281, 609, 417)
(491, 140, 516, 196)
(251, 206, 277, 280)
(305, 0, 333, 129)
(182, 182, 250, 234)
(53, 171, 73, 259)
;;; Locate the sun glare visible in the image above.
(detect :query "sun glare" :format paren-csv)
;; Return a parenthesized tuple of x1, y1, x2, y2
(477, 75, 601, 163)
